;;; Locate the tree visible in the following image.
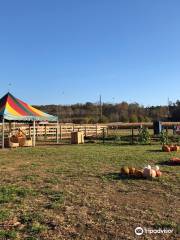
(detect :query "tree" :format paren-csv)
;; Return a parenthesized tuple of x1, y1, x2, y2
(129, 114, 138, 123)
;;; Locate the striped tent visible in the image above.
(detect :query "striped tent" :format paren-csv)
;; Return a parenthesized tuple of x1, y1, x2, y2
(0, 93, 58, 148)
(0, 92, 57, 121)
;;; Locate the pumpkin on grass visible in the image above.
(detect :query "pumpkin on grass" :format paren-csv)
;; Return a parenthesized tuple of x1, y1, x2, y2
(162, 145, 171, 152)
(156, 170, 162, 177)
(121, 166, 129, 175)
(134, 169, 143, 178)
(129, 167, 136, 175)
(169, 145, 179, 151)
(170, 157, 180, 164)
(173, 145, 179, 151)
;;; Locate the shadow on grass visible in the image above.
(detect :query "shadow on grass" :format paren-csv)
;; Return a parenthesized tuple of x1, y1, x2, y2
(146, 149, 162, 153)
(97, 142, 140, 146)
(101, 173, 145, 181)
(158, 161, 180, 166)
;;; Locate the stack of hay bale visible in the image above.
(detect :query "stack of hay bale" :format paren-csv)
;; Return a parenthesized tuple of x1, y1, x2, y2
(5, 129, 32, 148)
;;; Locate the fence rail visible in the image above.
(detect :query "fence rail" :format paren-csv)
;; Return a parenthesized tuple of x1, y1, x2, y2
(0, 122, 180, 142)
(0, 123, 108, 140)
(108, 122, 180, 129)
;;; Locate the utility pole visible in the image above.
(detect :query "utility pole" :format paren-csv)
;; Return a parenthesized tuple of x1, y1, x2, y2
(56, 104, 59, 121)
(99, 95, 103, 122)
(167, 97, 170, 120)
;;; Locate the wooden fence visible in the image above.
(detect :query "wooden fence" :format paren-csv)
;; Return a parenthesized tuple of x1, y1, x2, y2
(0, 123, 108, 140)
(1, 121, 180, 142)
(108, 122, 180, 129)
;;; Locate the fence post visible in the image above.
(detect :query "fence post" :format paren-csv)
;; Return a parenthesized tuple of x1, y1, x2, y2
(103, 127, 105, 144)
(131, 127, 134, 145)
(60, 124, 62, 140)
(106, 126, 109, 136)
(56, 121, 59, 144)
(96, 124, 98, 137)
(85, 125, 87, 137)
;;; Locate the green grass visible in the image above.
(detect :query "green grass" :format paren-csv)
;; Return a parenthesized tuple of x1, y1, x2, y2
(0, 230, 17, 239)
(0, 186, 36, 204)
(0, 144, 179, 239)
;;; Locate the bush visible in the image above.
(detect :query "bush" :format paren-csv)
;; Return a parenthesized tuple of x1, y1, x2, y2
(138, 127, 151, 144)
(160, 130, 169, 145)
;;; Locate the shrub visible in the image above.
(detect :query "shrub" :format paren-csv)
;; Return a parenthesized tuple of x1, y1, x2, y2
(138, 127, 151, 144)
(160, 130, 169, 145)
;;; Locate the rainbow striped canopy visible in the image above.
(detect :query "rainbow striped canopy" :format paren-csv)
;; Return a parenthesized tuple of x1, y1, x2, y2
(0, 92, 58, 121)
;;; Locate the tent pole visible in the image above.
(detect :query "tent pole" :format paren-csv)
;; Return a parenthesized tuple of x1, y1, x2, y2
(2, 117, 5, 149)
(56, 121, 59, 144)
(33, 120, 36, 147)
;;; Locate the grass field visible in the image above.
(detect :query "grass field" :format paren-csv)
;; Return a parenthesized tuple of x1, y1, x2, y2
(0, 144, 179, 240)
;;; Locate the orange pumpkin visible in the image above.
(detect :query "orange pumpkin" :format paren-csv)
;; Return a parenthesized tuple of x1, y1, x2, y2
(121, 166, 129, 175)
(170, 145, 175, 151)
(170, 157, 180, 163)
(162, 145, 171, 152)
(135, 169, 143, 178)
(173, 145, 179, 151)
(129, 167, 136, 175)
(156, 170, 162, 177)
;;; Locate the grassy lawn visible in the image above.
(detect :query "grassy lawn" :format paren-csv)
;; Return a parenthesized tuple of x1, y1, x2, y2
(0, 144, 179, 240)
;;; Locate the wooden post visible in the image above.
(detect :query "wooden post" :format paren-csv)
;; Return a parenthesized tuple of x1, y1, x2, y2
(103, 128, 105, 144)
(96, 124, 98, 137)
(56, 121, 59, 144)
(131, 127, 134, 145)
(106, 126, 109, 136)
(60, 124, 62, 140)
(33, 120, 36, 147)
(85, 126, 87, 137)
(2, 117, 5, 149)
(44, 124, 47, 140)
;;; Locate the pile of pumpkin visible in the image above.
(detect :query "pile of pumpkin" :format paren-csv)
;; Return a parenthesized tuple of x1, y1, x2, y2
(162, 144, 179, 152)
(120, 165, 162, 179)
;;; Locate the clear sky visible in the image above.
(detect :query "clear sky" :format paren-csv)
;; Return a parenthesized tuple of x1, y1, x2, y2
(0, 0, 179, 106)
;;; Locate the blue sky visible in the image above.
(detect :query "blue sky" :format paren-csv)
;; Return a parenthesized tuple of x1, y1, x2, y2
(0, 0, 180, 106)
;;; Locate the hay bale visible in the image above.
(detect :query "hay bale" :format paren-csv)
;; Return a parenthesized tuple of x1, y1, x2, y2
(23, 138, 33, 147)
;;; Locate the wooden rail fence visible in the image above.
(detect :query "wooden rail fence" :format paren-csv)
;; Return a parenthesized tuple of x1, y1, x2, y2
(0, 123, 108, 140)
(0, 122, 180, 142)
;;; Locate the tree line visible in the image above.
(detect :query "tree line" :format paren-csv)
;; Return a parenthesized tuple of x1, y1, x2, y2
(34, 100, 180, 123)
